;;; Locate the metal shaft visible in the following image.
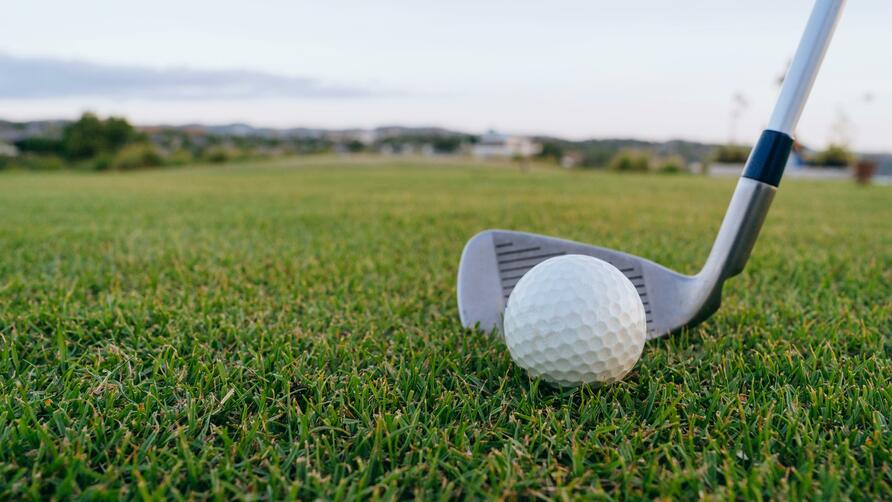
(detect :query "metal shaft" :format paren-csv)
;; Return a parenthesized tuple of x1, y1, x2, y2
(767, 0, 846, 135)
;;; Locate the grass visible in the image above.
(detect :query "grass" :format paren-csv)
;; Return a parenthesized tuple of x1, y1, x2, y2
(0, 157, 889, 500)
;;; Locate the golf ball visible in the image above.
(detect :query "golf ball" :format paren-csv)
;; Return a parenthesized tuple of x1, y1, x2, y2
(503, 254, 646, 386)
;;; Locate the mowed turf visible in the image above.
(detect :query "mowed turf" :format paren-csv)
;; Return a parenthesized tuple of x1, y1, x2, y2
(0, 157, 889, 500)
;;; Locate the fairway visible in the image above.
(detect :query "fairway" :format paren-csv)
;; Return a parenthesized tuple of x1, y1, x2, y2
(1, 158, 889, 499)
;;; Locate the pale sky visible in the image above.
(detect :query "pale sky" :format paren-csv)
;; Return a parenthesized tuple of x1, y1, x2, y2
(1, 0, 890, 151)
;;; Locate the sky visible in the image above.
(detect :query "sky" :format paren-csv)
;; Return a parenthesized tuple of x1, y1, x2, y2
(1, 0, 889, 151)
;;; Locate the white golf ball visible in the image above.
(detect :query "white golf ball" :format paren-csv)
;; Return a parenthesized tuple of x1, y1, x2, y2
(503, 254, 646, 386)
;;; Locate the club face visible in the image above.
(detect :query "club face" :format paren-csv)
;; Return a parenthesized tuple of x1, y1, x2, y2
(457, 230, 708, 340)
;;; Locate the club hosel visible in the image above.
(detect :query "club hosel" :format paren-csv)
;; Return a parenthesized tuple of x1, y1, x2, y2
(697, 129, 792, 281)
(697, 177, 777, 295)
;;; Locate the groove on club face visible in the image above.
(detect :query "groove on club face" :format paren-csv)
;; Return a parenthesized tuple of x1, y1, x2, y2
(492, 233, 656, 336)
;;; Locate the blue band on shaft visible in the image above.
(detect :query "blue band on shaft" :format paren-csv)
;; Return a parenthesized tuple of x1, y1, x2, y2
(742, 130, 794, 187)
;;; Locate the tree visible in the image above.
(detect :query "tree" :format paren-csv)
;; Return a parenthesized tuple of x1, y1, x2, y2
(346, 140, 364, 153)
(61, 113, 135, 160)
(104, 117, 135, 151)
(432, 137, 462, 154)
(537, 142, 564, 162)
(62, 113, 105, 160)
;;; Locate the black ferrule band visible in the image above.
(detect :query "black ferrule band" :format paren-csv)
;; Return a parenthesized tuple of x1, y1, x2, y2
(742, 130, 794, 187)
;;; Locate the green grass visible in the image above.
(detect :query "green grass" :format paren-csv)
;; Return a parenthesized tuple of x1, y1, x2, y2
(1, 157, 890, 500)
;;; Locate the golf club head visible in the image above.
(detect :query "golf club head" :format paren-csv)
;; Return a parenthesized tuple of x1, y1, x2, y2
(456, 177, 778, 340)
(457, 230, 702, 340)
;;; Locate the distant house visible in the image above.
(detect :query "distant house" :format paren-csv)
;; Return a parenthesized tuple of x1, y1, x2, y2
(0, 142, 18, 157)
(471, 130, 540, 159)
(560, 153, 583, 169)
(357, 130, 377, 145)
(327, 129, 377, 145)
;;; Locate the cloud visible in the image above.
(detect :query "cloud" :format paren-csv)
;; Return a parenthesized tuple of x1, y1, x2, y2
(0, 53, 386, 100)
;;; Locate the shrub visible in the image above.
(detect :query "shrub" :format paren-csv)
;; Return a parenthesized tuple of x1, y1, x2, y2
(92, 154, 113, 171)
(39, 156, 66, 171)
(166, 149, 194, 166)
(111, 143, 163, 170)
(811, 144, 853, 167)
(608, 149, 650, 172)
(714, 144, 750, 163)
(656, 156, 686, 174)
(203, 147, 231, 164)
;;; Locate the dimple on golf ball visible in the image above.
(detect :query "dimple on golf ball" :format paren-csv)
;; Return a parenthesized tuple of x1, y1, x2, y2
(503, 254, 646, 386)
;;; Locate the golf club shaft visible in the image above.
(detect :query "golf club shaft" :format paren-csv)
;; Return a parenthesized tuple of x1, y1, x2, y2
(768, 0, 847, 135)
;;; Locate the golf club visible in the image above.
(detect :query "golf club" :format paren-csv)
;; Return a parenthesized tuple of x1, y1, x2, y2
(457, 0, 846, 339)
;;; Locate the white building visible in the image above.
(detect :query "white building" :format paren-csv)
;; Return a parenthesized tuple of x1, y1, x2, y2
(0, 142, 18, 157)
(472, 130, 540, 159)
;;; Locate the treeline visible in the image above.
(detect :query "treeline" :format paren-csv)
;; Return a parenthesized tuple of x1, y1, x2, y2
(2, 114, 483, 172)
(535, 136, 856, 172)
(4, 113, 332, 171)
(11, 114, 160, 170)
(533, 136, 713, 172)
